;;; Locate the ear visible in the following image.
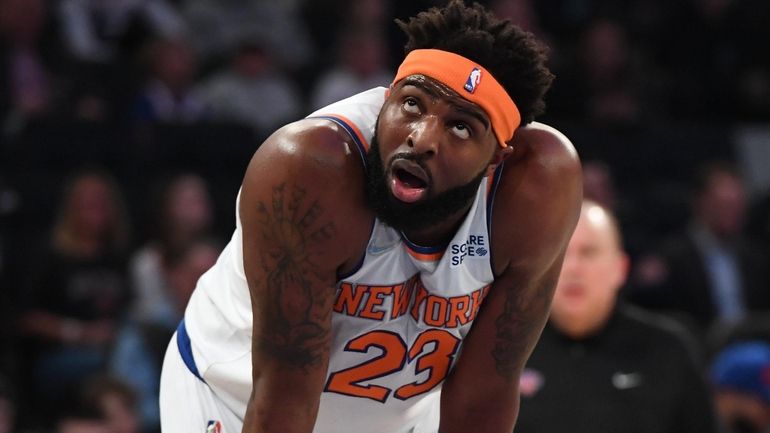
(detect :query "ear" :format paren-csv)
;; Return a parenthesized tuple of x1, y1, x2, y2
(612, 252, 630, 294)
(486, 145, 514, 176)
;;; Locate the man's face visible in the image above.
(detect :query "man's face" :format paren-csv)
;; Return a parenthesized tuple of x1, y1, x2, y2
(551, 204, 628, 330)
(365, 75, 502, 233)
(699, 172, 746, 238)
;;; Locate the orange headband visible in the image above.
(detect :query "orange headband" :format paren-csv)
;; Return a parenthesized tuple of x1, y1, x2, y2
(392, 49, 520, 147)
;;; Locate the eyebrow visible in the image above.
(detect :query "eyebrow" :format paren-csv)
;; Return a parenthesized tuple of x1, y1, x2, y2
(402, 77, 491, 132)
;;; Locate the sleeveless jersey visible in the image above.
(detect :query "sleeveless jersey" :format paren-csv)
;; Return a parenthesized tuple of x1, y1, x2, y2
(182, 87, 503, 433)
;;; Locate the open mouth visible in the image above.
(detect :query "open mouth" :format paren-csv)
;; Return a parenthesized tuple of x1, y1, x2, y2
(389, 159, 429, 203)
(559, 283, 586, 299)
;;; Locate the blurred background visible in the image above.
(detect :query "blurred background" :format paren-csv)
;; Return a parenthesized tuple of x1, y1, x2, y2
(0, 0, 769, 432)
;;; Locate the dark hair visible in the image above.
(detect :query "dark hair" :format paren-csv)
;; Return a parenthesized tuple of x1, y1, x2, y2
(396, 0, 554, 124)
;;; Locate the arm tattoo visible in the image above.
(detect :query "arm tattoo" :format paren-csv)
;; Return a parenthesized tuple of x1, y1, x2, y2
(491, 275, 555, 379)
(254, 183, 336, 369)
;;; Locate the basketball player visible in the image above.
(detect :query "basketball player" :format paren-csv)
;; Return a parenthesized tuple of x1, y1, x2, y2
(159, 1, 582, 432)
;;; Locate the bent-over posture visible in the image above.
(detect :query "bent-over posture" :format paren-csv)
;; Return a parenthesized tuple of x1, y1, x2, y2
(159, 1, 582, 432)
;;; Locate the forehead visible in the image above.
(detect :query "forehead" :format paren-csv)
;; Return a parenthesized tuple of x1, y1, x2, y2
(572, 205, 620, 249)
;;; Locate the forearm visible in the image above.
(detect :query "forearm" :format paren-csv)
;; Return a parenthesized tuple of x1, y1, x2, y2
(242, 394, 320, 433)
(439, 408, 519, 433)
(241, 360, 329, 433)
(439, 380, 520, 433)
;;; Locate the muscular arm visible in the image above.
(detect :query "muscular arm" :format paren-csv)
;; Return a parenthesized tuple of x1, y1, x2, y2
(439, 123, 582, 432)
(239, 121, 370, 433)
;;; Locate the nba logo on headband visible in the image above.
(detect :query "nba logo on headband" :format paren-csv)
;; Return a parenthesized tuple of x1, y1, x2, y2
(206, 420, 222, 433)
(464, 67, 482, 93)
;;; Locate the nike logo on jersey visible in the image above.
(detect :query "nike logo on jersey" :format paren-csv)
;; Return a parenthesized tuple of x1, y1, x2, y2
(334, 275, 490, 328)
(367, 242, 398, 255)
(612, 372, 643, 389)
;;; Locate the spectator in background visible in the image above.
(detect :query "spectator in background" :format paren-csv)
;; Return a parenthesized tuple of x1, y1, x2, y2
(58, 0, 184, 65)
(516, 200, 717, 433)
(115, 174, 217, 432)
(578, 19, 642, 123)
(55, 375, 139, 433)
(630, 161, 770, 336)
(182, 0, 312, 73)
(309, 28, 392, 110)
(130, 173, 215, 328)
(195, 39, 302, 135)
(301, 0, 390, 78)
(131, 37, 206, 124)
(113, 237, 221, 433)
(0, 0, 56, 130)
(57, 0, 185, 121)
(711, 341, 770, 433)
(17, 168, 132, 428)
(80, 375, 141, 433)
(547, 18, 663, 124)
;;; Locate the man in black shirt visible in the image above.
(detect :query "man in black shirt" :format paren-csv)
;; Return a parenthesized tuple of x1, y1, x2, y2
(516, 200, 717, 433)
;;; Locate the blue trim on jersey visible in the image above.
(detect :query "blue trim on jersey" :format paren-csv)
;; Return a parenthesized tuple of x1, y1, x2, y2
(486, 163, 505, 231)
(336, 216, 376, 281)
(309, 115, 368, 172)
(308, 115, 374, 281)
(486, 163, 505, 271)
(176, 319, 205, 383)
(400, 233, 447, 255)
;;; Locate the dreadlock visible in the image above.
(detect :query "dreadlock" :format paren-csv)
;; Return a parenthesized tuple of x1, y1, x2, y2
(396, 0, 554, 124)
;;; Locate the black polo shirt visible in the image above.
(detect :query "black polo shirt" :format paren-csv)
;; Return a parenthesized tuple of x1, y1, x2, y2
(516, 304, 717, 433)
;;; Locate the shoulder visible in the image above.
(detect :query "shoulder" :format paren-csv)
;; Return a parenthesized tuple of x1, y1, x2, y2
(490, 122, 582, 275)
(617, 304, 702, 362)
(244, 117, 367, 192)
(506, 122, 581, 188)
(239, 117, 373, 265)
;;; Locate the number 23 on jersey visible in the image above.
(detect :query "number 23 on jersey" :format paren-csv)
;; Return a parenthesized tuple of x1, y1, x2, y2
(325, 329, 461, 403)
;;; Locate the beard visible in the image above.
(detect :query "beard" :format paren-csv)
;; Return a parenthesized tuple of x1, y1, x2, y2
(364, 132, 488, 234)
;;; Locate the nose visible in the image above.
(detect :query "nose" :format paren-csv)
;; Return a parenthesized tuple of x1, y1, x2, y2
(406, 116, 441, 156)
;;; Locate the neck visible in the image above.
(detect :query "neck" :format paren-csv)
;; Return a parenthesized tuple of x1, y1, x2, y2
(550, 310, 612, 340)
(400, 201, 472, 247)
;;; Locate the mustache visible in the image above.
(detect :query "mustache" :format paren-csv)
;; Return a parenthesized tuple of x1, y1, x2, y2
(387, 151, 433, 183)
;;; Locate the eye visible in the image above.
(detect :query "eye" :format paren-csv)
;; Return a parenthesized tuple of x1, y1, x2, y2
(402, 97, 420, 114)
(451, 122, 471, 139)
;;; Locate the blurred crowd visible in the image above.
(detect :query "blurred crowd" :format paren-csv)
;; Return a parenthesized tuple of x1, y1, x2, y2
(0, 0, 766, 131)
(0, 0, 769, 432)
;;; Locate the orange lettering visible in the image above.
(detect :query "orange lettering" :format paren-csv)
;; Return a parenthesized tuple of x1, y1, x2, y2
(333, 283, 367, 316)
(359, 286, 394, 320)
(423, 296, 448, 327)
(468, 285, 491, 321)
(410, 282, 430, 321)
(391, 282, 411, 319)
(446, 295, 471, 328)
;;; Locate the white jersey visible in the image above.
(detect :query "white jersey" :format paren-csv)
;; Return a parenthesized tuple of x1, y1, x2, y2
(180, 87, 503, 433)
